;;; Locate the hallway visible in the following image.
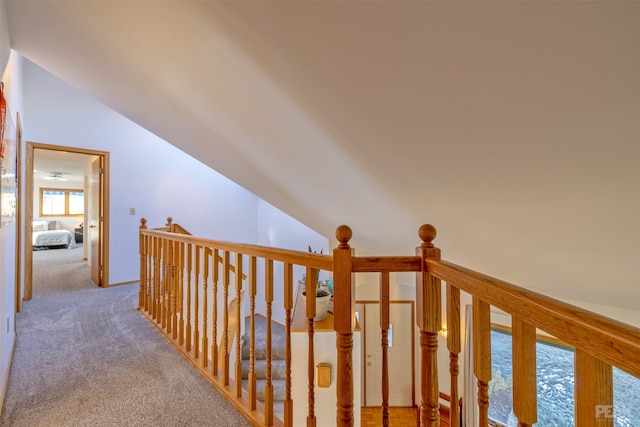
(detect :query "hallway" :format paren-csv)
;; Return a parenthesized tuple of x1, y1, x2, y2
(1, 245, 250, 426)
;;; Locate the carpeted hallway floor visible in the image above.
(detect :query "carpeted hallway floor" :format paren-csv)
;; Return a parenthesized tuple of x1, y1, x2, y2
(1, 244, 251, 427)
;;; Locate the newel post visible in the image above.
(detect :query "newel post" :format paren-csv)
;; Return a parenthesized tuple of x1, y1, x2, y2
(334, 225, 355, 427)
(139, 218, 148, 310)
(416, 224, 441, 426)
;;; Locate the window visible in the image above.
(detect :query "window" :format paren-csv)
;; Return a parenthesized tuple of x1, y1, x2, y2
(489, 328, 640, 426)
(40, 188, 84, 217)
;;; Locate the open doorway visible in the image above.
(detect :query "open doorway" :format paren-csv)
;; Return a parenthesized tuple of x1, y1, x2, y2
(356, 300, 415, 408)
(24, 142, 110, 300)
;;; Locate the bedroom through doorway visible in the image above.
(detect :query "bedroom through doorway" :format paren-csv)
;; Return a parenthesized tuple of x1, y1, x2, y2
(24, 142, 110, 301)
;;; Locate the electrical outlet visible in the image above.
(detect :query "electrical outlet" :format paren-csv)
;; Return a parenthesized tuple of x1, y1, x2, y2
(130, 208, 136, 215)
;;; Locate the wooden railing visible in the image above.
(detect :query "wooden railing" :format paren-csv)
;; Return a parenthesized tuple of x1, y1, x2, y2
(139, 219, 640, 427)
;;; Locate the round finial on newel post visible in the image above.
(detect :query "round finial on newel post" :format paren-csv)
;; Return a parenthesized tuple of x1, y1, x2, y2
(140, 218, 147, 228)
(336, 225, 353, 249)
(419, 224, 437, 248)
(166, 217, 173, 226)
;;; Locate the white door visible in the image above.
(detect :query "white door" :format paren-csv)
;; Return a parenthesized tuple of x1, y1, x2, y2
(364, 302, 413, 407)
(89, 157, 102, 286)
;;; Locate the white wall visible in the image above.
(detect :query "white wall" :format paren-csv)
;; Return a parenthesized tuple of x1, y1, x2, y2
(291, 330, 361, 427)
(21, 58, 263, 284)
(0, 0, 22, 408)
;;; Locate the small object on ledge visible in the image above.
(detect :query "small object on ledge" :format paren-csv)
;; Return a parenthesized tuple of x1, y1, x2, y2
(74, 227, 83, 243)
(316, 363, 331, 388)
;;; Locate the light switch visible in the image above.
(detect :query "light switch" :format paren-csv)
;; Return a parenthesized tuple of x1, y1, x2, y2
(130, 208, 136, 215)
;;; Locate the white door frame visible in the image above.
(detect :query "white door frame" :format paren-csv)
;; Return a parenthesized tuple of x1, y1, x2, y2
(357, 300, 415, 407)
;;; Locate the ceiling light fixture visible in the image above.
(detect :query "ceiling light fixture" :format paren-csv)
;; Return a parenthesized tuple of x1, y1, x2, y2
(44, 172, 68, 181)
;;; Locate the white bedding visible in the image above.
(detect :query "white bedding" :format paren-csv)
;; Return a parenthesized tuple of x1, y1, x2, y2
(33, 229, 77, 249)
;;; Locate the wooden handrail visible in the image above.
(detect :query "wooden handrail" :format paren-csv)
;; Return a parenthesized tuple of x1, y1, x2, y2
(142, 228, 333, 271)
(140, 218, 640, 427)
(426, 258, 640, 379)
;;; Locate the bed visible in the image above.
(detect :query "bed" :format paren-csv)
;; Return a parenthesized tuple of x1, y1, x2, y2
(32, 220, 77, 249)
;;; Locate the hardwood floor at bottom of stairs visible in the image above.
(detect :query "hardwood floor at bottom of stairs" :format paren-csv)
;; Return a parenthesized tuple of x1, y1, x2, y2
(360, 406, 450, 427)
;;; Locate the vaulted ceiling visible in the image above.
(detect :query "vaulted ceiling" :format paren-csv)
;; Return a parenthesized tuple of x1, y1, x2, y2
(4, 1, 639, 313)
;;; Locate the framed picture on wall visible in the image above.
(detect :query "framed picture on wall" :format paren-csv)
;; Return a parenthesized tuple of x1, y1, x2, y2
(0, 83, 17, 228)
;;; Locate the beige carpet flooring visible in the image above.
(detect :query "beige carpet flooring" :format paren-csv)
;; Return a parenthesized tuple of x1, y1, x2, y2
(1, 244, 251, 427)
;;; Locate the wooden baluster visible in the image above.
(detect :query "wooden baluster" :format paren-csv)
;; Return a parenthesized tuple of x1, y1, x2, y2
(153, 236, 161, 321)
(575, 349, 613, 427)
(178, 242, 185, 346)
(161, 238, 168, 328)
(186, 243, 192, 352)
(284, 262, 293, 426)
(145, 236, 154, 316)
(202, 248, 209, 368)
(150, 236, 156, 318)
(248, 256, 257, 410)
(223, 251, 231, 385)
(166, 238, 173, 335)
(157, 237, 163, 324)
(512, 317, 537, 427)
(447, 284, 461, 427)
(146, 233, 152, 313)
(415, 224, 441, 426)
(234, 253, 244, 398)
(334, 225, 355, 427)
(265, 259, 275, 426)
(194, 245, 201, 359)
(139, 218, 147, 310)
(171, 240, 179, 339)
(306, 264, 317, 427)
(473, 296, 491, 427)
(211, 249, 219, 378)
(380, 272, 390, 427)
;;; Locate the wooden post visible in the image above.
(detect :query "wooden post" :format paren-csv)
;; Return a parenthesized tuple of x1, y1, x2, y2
(473, 296, 491, 427)
(415, 224, 441, 426)
(334, 225, 355, 427)
(380, 272, 390, 427)
(139, 218, 147, 310)
(166, 216, 173, 231)
(447, 284, 461, 427)
(575, 349, 614, 427)
(512, 317, 537, 427)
